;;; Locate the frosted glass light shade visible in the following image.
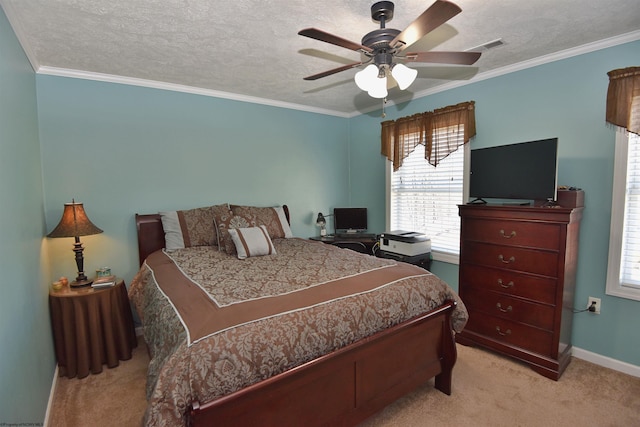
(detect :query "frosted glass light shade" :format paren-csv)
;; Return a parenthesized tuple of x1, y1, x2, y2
(391, 63, 418, 90)
(355, 64, 379, 91)
(368, 76, 388, 98)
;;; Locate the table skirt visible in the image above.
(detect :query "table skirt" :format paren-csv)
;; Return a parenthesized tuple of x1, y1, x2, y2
(49, 280, 137, 378)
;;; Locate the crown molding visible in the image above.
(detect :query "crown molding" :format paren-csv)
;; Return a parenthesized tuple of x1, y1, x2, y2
(36, 66, 351, 118)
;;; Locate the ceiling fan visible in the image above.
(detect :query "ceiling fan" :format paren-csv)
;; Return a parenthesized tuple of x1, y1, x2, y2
(298, 0, 481, 98)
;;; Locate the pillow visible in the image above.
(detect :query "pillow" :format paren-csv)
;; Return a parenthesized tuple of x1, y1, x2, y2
(214, 210, 252, 254)
(160, 204, 229, 251)
(230, 205, 293, 239)
(228, 226, 276, 259)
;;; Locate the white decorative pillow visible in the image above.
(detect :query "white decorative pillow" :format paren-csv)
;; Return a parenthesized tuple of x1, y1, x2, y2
(228, 225, 276, 259)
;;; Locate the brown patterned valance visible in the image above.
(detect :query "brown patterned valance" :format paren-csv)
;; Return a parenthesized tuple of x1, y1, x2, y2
(381, 101, 476, 170)
(606, 66, 640, 136)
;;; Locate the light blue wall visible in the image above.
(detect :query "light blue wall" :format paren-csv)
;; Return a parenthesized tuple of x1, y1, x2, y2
(349, 40, 640, 366)
(0, 6, 54, 423)
(36, 76, 351, 283)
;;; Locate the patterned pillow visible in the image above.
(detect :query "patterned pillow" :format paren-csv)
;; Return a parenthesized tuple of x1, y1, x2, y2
(228, 226, 276, 259)
(160, 204, 229, 251)
(230, 205, 293, 239)
(214, 210, 252, 254)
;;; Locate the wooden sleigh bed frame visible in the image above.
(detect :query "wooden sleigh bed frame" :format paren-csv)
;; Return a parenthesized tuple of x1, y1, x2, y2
(135, 206, 458, 427)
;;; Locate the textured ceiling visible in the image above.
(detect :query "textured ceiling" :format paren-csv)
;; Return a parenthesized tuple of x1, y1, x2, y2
(1, 0, 639, 115)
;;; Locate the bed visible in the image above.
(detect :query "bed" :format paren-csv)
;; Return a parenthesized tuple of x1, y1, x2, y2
(129, 204, 467, 427)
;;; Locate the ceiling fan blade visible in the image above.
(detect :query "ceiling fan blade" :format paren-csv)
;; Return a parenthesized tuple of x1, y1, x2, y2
(303, 62, 364, 81)
(403, 51, 481, 65)
(391, 0, 462, 51)
(299, 28, 373, 53)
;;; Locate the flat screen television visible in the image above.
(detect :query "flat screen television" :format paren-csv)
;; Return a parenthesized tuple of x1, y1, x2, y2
(470, 138, 558, 202)
(333, 207, 368, 233)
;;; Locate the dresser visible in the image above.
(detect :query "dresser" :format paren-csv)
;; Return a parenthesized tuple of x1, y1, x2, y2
(456, 204, 583, 380)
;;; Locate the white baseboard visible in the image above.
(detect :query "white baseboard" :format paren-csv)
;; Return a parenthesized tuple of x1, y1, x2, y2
(43, 365, 59, 427)
(573, 347, 640, 378)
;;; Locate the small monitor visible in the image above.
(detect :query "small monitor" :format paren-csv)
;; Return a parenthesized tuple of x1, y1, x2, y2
(333, 208, 368, 233)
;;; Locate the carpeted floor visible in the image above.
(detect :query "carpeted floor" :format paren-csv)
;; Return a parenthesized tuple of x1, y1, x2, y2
(48, 339, 640, 426)
(47, 340, 150, 427)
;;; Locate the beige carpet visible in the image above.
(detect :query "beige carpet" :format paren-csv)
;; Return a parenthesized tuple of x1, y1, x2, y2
(48, 340, 640, 426)
(48, 340, 150, 427)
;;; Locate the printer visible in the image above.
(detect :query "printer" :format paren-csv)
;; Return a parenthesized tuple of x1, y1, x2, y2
(379, 230, 431, 257)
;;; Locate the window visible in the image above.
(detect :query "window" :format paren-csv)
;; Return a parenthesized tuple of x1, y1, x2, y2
(606, 130, 640, 301)
(386, 127, 469, 264)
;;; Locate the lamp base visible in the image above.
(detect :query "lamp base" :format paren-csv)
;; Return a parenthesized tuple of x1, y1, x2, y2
(70, 278, 93, 288)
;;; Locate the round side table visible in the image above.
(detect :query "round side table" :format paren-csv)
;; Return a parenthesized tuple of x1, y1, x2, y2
(49, 279, 137, 378)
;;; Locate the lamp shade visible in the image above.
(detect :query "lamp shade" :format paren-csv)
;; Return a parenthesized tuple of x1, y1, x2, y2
(391, 63, 418, 90)
(368, 75, 388, 99)
(47, 202, 103, 238)
(355, 64, 379, 91)
(316, 212, 326, 227)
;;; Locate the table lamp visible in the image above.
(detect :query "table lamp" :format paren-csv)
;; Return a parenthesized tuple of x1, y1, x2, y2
(47, 200, 103, 287)
(316, 212, 333, 237)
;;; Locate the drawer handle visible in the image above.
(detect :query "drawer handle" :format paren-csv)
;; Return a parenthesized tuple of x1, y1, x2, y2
(496, 303, 513, 313)
(500, 229, 516, 239)
(496, 326, 512, 336)
(498, 279, 514, 289)
(498, 254, 515, 264)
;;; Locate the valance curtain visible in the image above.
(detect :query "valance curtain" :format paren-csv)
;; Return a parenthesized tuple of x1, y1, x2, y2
(606, 66, 640, 136)
(381, 101, 476, 170)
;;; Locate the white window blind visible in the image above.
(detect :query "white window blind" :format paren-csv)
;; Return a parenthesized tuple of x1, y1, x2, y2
(619, 132, 640, 289)
(389, 127, 465, 259)
(607, 130, 640, 301)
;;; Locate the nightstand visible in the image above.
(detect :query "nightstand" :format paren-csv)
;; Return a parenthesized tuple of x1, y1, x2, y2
(49, 279, 137, 379)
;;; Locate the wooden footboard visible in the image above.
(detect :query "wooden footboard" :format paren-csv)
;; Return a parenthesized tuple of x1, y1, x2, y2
(189, 300, 457, 427)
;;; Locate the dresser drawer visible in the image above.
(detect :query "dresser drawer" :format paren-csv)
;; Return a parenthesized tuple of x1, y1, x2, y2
(460, 264, 557, 305)
(464, 310, 554, 356)
(463, 218, 561, 250)
(461, 287, 555, 330)
(462, 241, 558, 277)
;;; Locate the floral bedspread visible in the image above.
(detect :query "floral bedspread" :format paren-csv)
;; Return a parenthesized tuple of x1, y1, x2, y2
(129, 238, 467, 426)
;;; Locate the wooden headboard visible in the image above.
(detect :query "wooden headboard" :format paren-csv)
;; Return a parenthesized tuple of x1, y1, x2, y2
(135, 205, 290, 266)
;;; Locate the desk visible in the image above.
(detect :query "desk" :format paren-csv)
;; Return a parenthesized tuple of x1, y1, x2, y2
(310, 235, 379, 255)
(377, 250, 432, 271)
(310, 236, 431, 270)
(49, 279, 137, 379)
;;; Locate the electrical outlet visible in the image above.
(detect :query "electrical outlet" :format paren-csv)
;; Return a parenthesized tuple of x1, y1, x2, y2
(588, 297, 601, 314)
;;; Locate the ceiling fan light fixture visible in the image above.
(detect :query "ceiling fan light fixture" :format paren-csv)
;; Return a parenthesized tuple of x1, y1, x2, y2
(300, 1, 481, 101)
(391, 63, 418, 90)
(355, 64, 379, 91)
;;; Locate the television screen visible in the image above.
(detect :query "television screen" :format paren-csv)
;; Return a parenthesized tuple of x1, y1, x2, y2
(333, 208, 368, 232)
(470, 138, 558, 202)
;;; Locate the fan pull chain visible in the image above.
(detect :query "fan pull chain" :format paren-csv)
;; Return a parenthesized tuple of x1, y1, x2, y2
(381, 97, 387, 118)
